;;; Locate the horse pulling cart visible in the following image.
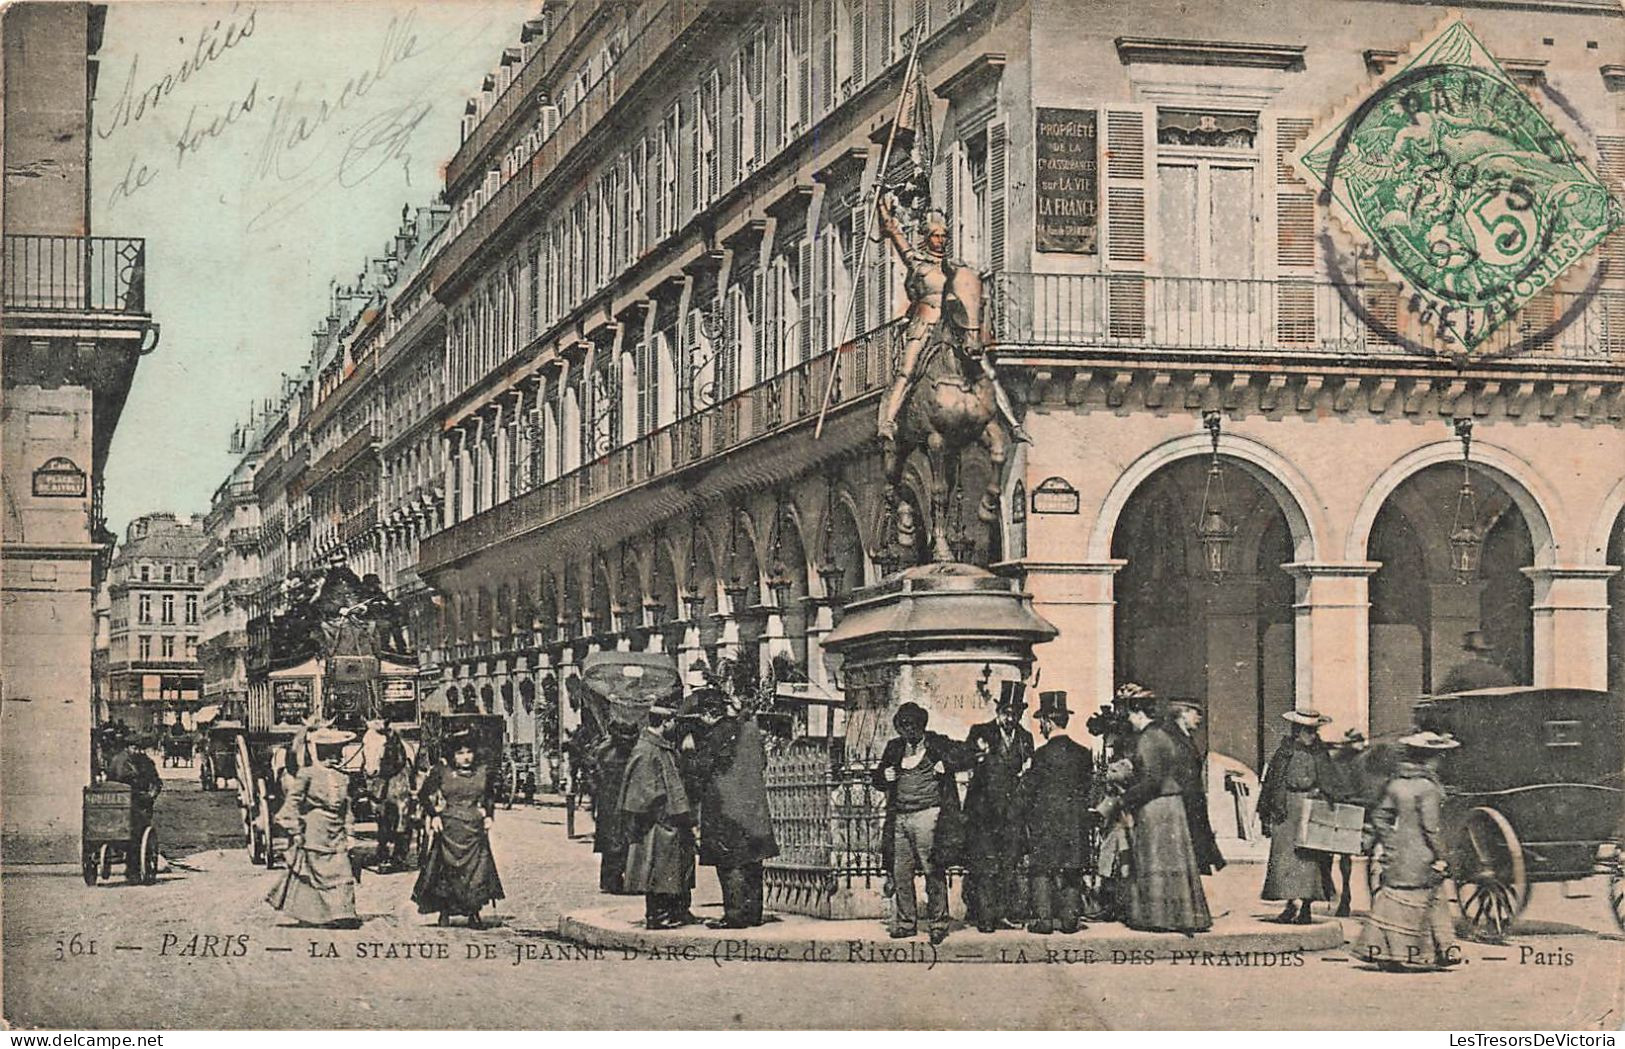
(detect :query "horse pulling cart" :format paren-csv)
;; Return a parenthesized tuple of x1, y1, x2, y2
(81, 783, 157, 886)
(1415, 686, 1625, 941)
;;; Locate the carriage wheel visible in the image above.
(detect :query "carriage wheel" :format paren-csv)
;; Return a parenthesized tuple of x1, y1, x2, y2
(1607, 845, 1625, 934)
(258, 796, 276, 868)
(138, 827, 158, 885)
(82, 846, 100, 886)
(1454, 807, 1529, 943)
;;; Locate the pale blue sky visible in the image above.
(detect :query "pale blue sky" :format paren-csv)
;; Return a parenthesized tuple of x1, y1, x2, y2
(93, 0, 534, 531)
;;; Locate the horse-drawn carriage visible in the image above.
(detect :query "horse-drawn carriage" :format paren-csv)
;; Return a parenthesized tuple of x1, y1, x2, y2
(234, 728, 298, 868)
(198, 722, 242, 791)
(160, 734, 194, 768)
(82, 782, 158, 886)
(563, 652, 684, 837)
(1415, 686, 1625, 941)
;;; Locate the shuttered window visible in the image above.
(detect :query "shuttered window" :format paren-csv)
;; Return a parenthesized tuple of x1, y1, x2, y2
(1105, 107, 1150, 339)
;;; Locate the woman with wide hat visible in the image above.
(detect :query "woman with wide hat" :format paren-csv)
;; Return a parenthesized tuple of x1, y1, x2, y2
(1116, 689, 1213, 934)
(267, 728, 361, 928)
(414, 730, 505, 927)
(1356, 731, 1461, 971)
(1258, 709, 1339, 923)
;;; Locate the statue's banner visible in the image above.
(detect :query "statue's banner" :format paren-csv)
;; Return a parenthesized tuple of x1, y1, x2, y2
(1035, 107, 1099, 254)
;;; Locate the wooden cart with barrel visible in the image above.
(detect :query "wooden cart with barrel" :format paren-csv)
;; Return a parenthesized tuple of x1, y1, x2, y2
(81, 783, 157, 886)
(1414, 686, 1625, 941)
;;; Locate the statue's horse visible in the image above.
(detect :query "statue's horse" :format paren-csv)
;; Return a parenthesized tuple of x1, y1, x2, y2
(884, 268, 1010, 563)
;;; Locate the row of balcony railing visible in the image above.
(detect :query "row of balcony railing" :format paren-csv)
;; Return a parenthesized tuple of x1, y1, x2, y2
(986, 272, 1625, 362)
(418, 318, 904, 570)
(3, 235, 147, 314)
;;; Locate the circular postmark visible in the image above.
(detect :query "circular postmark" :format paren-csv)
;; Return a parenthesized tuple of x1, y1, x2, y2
(1316, 61, 1618, 362)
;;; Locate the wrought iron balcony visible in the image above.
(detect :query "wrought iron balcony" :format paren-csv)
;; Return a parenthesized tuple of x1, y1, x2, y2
(3, 235, 148, 314)
(988, 271, 1625, 364)
(419, 319, 904, 573)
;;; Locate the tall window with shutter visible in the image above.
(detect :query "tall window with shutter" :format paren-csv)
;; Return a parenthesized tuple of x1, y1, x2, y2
(987, 119, 1007, 274)
(1104, 108, 1150, 339)
(702, 68, 721, 207)
(631, 141, 647, 259)
(636, 336, 657, 437)
(816, 0, 836, 114)
(796, 237, 813, 363)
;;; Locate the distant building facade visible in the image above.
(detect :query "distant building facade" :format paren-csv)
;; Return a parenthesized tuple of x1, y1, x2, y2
(104, 514, 207, 733)
(1, 3, 160, 861)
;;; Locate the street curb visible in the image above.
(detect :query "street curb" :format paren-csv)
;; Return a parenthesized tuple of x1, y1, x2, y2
(558, 904, 1345, 963)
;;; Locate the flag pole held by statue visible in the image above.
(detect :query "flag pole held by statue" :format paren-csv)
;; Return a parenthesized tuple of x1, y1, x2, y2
(813, 29, 926, 441)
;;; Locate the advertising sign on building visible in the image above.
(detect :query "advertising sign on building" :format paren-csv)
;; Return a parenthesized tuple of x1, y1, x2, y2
(1034, 107, 1099, 254)
(272, 679, 313, 725)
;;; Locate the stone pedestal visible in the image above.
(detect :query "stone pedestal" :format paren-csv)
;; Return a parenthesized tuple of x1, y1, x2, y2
(761, 563, 1057, 920)
(822, 563, 1059, 762)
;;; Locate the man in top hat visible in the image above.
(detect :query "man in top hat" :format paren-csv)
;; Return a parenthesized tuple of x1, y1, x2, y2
(1166, 698, 1225, 877)
(1436, 630, 1516, 694)
(1019, 691, 1094, 934)
(681, 687, 780, 929)
(962, 680, 1036, 932)
(871, 701, 972, 944)
(619, 697, 699, 930)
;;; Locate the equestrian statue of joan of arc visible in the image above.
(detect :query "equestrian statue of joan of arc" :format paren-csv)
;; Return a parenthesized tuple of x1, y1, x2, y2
(873, 189, 1029, 563)
(874, 191, 1029, 450)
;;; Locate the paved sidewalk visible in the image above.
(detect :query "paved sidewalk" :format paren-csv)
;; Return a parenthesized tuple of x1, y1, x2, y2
(559, 860, 1346, 963)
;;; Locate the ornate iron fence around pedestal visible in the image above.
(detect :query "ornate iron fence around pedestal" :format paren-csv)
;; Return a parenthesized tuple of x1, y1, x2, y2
(762, 737, 887, 918)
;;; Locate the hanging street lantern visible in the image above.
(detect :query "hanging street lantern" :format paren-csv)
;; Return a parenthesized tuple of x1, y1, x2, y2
(817, 473, 845, 603)
(1195, 411, 1236, 583)
(767, 494, 794, 609)
(682, 518, 707, 622)
(1449, 417, 1481, 584)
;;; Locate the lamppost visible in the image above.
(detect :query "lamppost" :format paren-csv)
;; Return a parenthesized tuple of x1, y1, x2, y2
(1448, 417, 1482, 584)
(1195, 410, 1236, 583)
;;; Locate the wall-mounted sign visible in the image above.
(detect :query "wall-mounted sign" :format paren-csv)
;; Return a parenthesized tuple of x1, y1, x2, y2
(32, 457, 87, 498)
(1035, 107, 1099, 254)
(1031, 476, 1081, 515)
(272, 679, 313, 724)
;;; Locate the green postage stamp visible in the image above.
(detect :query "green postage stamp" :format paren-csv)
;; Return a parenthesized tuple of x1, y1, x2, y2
(1298, 19, 1623, 354)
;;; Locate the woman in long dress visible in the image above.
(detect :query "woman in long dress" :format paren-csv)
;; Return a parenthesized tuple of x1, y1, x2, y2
(267, 728, 361, 928)
(1356, 731, 1461, 971)
(413, 733, 504, 928)
(1115, 692, 1212, 934)
(1258, 709, 1338, 923)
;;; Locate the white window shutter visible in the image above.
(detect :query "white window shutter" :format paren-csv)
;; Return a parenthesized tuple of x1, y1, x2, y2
(987, 118, 1007, 274)
(1103, 106, 1151, 339)
(797, 239, 814, 361)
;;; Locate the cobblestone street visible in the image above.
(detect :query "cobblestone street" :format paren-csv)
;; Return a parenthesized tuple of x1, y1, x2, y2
(3, 775, 1621, 1030)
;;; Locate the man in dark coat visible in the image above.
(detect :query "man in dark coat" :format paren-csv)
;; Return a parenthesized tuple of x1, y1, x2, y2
(591, 719, 641, 893)
(871, 702, 970, 944)
(682, 688, 780, 929)
(618, 702, 698, 929)
(1020, 691, 1093, 934)
(962, 681, 1034, 932)
(1166, 698, 1225, 876)
(1436, 630, 1516, 694)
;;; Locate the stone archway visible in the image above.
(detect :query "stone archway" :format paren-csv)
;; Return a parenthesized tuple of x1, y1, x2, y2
(1109, 455, 1301, 776)
(1364, 452, 1547, 728)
